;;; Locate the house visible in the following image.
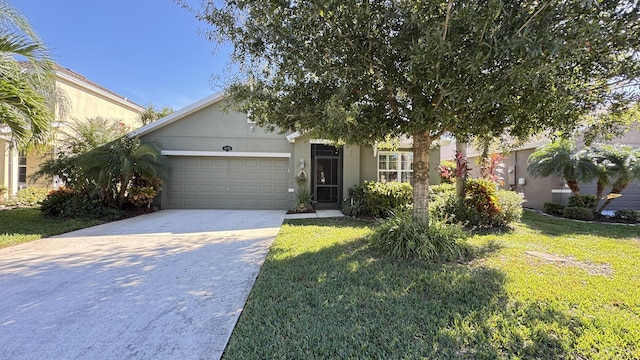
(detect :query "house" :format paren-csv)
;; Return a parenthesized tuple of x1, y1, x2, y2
(132, 93, 442, 210)
(440, 128, 640, 211)
(0, 65, 145, 197)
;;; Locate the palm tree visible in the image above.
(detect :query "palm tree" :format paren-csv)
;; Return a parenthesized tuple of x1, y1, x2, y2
(0, 1, 56, 149)
(574, 146, 609, 210)
(79, 136, 168, 208)
(590, 144, 639, 213)
(138, 103, 174, 126)
(32, 117, 132, 194)
(527, 139, 594, 200)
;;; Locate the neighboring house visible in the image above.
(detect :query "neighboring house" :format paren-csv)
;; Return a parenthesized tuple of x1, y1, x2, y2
(440, 128, 640, 211)
(0, 65, 145, 197)
(132, 93, 442, 210)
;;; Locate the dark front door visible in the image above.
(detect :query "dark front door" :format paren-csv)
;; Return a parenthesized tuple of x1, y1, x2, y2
(311, 144, 342, 210)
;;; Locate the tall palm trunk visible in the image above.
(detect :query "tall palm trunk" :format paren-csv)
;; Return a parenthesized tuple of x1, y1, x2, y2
(566, 179, 580, 198)
(598, 180, 630, 213)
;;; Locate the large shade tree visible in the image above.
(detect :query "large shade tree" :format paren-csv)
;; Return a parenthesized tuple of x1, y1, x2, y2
(0, 0, 57, 149)
(187, 0, 640, 221)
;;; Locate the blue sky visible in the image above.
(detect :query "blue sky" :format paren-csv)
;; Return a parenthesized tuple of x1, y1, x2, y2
(11, 0, 232, 110)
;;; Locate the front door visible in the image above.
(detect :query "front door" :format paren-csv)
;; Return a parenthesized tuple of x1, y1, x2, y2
(311, 144, 342, 210)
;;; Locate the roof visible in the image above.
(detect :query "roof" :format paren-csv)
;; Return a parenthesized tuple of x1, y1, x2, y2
(129, 92, 229, 137)
(18, 61, 144, 112)
(54, 65, 145, 112)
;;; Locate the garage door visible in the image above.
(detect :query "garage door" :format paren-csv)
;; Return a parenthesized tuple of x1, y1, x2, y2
(165, 156, 290, 209)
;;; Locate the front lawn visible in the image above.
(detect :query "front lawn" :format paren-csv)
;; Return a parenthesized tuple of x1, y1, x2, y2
(223, 211, 640, 359)
(0, 208, 102, 248)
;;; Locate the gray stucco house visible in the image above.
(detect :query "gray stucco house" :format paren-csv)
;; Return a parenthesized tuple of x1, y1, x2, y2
(440, 131, 640, 212)
(131, 93, 440, 210)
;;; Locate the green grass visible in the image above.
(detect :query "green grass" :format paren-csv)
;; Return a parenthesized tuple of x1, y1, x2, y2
(223, 212, 640, 359)
(0, 208, 103, 248)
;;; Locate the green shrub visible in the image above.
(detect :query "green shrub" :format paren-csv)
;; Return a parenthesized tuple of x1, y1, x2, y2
(40, 188, 123, 220)
(614, 209, 640, 223)
(430, 183, 456, 195)
(543, 202, 565, 216)
(342, 181, 412, 218)
(563, 206, 595, 221)
(495, 190, 525, 225)
(6, 187, 49, 206)
(429, 181, 524, 229)
(368, 210, 471, 262)
(465, 178, 502, 222)
(341, 195, 367, 217)
(39, 187, 75, 216)
(567, 194, 598, 209)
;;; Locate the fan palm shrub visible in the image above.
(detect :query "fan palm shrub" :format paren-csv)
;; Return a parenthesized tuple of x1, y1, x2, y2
(527, 139, 594, 202)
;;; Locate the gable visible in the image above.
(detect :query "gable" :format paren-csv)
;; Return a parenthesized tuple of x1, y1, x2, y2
(137, 95, 292, 154)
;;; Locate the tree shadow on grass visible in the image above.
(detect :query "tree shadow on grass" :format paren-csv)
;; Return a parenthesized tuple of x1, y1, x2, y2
(225, 233, 587, 359)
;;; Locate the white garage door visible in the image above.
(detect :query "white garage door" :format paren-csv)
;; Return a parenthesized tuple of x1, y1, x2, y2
(165, 156, 290, 209)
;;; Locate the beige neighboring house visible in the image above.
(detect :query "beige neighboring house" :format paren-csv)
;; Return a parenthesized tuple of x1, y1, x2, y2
(0, 65, 145, 198)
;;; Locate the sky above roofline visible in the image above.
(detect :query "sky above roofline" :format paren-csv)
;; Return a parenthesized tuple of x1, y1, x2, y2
(11, 0, 233, 111)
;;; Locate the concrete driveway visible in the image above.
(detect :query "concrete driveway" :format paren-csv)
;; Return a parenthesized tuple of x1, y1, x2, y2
(0, 210, 285, 360)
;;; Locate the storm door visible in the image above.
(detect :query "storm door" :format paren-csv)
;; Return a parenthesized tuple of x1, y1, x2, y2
(311, 144, 343, 210)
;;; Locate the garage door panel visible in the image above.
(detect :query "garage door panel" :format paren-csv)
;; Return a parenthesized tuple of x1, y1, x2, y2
(167, 184, 183, 192)
(244, 185, 258, 193)
(274, 185, 288, 193)
(243, 172, 258, 180)
(183, 158, 199, 167)
(179, 184, 194, 193)
(166, 156, 290, 210)
(215, 172, 228, 180)
(243, 159, 259, 167)
(199, 171, 213, 180)
(199, 184, 213, 193)
(183, 171, 197, 180)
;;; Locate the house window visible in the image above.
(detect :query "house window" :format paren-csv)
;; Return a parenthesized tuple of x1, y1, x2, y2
(18, 153, 27, 185)
(378, 151, 413, 183)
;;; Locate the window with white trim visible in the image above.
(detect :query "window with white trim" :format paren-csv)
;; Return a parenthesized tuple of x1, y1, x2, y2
(378, 151, 413, 183)
(18, 153, 27, 185)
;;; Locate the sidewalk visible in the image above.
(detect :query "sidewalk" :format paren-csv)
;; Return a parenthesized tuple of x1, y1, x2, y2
(284, 210, 345, 220)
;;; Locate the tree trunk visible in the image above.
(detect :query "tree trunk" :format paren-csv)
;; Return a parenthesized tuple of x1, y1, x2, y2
(566, 179, 580, 199)
(412, 132, 432, 222)
(455, 140, 467, 199)
(118, 175, 131, 208)
(597, 181, 630, 213)
(595, 179, 605, 213)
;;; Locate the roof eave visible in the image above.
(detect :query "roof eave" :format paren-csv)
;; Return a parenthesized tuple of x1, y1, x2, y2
(129, 91, 229, 137)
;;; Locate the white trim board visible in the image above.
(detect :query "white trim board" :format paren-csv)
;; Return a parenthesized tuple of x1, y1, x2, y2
(161, 150, 291, 158)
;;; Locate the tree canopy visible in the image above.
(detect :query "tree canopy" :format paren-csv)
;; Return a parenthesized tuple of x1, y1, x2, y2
(0, 0, 57, 149)
(189, 0, 640, 220)
(138, 103, 174, 126)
